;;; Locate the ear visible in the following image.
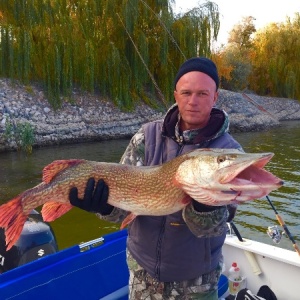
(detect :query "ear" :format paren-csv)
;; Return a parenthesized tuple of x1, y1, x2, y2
(213, 91, 219, 104)
(174, 90, 179, 104)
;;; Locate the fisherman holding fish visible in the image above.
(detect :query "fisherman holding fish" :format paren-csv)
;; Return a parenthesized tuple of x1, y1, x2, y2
(0, 56, 283, 297)
(69, 57, 243, 299)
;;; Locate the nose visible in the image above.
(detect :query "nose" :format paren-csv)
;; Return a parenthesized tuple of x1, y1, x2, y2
(188, 93, 198, 105)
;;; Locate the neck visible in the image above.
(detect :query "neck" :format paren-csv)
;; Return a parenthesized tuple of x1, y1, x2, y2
(179, 118, 209, 131)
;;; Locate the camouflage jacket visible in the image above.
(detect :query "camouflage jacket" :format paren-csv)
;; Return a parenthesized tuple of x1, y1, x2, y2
(97, 104, 242, 281)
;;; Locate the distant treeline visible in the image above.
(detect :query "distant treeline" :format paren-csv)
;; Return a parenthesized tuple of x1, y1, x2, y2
(0, 0, 220, 109)
(213, 14, 300, 101)
(1, 1, 299, 109)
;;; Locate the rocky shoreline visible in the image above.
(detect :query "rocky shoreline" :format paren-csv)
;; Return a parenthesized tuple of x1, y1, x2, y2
(1, 78, 300, 152)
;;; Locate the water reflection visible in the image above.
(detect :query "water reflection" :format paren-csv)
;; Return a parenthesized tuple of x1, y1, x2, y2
(232, 121, 300, 250)
(0, 121, 299, 251)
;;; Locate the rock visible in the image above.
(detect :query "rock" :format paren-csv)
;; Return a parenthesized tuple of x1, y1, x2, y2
(44, 107, 51, 114)
(0, 78, 300, 152)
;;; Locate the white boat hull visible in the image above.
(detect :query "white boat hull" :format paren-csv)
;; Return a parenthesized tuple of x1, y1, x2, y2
(223, 234, 300, 300)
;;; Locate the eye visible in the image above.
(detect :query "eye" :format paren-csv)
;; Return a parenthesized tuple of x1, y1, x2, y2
(217, 154, 238, 164)
(198, 91, 208, 97)
(217, 155, 227, 163)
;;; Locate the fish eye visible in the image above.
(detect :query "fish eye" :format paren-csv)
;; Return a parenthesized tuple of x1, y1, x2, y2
(217, 155, 227, 163)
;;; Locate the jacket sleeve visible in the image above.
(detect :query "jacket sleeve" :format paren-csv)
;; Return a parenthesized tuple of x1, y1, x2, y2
(182, 203, 229, 237)
(95, 127, 146, 223)
(119, 127, 146, 166)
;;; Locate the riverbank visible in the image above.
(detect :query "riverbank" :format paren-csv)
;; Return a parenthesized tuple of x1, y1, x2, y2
(1, 78, 300, 152)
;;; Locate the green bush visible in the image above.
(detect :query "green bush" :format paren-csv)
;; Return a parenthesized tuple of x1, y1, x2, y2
(4, 118, 35, 154)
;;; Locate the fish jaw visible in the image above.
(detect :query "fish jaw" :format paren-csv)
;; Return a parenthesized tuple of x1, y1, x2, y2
(217, 152, 274, 184)
(174, 149, 283, 206)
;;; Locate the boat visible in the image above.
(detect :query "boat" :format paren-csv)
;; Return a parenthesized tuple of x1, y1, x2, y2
(0, 221, 299, 300)
(223, 224, 300, 300)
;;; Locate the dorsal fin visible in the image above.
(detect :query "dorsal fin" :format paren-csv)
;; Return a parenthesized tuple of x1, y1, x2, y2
(42, 159, 85, 183)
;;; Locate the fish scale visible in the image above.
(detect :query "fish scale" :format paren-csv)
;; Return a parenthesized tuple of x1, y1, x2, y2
(0, 148, 283, 250)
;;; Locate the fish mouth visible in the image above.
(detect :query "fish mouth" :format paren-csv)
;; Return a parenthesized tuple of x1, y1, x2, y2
(175, 149, 283, 205)
(218, 152, 283, 201)
(220, 152, 281, 184)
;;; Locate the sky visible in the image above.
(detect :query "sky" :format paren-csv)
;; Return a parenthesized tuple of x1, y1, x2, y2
(173, 0, 300, 46)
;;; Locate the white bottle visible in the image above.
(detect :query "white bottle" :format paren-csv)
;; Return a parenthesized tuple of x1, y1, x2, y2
(228, 262, 242, 295)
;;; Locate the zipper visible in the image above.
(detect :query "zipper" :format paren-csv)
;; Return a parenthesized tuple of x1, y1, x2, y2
(176, 143, 185, 156)
(154, 217, 166, 280)
(154, 144, 184, 280)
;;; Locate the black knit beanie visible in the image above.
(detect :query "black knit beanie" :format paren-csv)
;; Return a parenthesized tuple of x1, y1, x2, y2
(174, 57, 219, 89)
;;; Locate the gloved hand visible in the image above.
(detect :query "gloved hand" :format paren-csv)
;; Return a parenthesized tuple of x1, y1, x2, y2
(192, 200, 218, 212)
(69, 178, 114, 215)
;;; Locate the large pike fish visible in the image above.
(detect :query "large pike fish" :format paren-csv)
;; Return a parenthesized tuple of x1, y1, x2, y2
(0, 148, 283, 250)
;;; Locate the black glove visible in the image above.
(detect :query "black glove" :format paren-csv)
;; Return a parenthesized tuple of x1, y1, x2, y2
(69, 178, 114, 215)
(192, 200, 218, 212)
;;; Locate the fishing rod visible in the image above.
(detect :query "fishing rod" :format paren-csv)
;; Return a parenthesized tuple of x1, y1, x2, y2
(266, 195, 300, 256)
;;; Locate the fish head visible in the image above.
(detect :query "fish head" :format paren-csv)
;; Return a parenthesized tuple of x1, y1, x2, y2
(174, 148, 283, 206)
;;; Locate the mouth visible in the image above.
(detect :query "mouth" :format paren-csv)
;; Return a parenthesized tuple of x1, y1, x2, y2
(175, 149, 284, 206)
(186, 110, 199, 114)
(230, 165, 283, 186)
(220, 153, 281, 184)
(219, 153, 283, 201)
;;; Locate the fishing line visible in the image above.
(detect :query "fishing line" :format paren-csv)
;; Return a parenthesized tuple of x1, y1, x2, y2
(138, 0, 187, 60)
(116, 12, 167, 106)
(266, 195, 300, 256)
(116, 0, 190, 107)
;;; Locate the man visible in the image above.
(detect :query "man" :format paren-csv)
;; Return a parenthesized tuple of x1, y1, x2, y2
(70, 57, 242, 299)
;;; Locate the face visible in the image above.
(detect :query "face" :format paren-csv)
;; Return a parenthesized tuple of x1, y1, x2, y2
(174, 71, 218, 131)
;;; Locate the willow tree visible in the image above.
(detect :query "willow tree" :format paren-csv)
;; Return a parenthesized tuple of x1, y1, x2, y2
(249, 13, 300, 100)
(0, 0, 220, 109)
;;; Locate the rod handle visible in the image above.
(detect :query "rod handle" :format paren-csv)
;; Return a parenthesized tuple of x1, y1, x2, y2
(275, 214, 284, 226)
(293, 244, 300, 256)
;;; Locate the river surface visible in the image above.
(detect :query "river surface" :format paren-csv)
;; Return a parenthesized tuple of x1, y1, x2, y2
(0, 120, 299, 252)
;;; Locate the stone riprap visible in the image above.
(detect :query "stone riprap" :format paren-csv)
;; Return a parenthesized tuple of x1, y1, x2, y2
(1, 78, 300, 152)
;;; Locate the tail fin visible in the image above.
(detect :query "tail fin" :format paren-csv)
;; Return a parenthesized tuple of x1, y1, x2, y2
(0, 197, 28, 250)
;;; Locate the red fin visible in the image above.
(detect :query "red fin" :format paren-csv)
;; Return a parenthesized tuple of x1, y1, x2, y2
(172, 175, 182, 188)
(42, 159, 84, 183)
(182, 194, 192, 205)
(0, 196, 28, 251)
(41, 201, 73, 222)
(120, 213, 136, 229)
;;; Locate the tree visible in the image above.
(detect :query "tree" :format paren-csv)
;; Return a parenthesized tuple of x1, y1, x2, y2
(228, 16, 256, 50)
(249, 13, 300, 99)
(216, 16, 256, 91)
(0, 0, 220, 109)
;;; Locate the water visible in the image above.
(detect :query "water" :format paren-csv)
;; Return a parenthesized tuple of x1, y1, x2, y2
(0, 140, 131, 249)
(0, 121, 299, 252)
(231, 120, 300, 250)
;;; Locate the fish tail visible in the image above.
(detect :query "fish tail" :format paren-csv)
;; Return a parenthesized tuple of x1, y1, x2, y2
(0, 196, 28, 251)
